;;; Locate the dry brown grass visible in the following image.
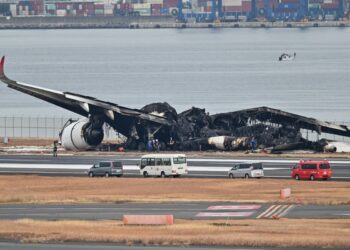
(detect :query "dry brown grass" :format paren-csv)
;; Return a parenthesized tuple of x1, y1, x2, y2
(0, 138, 54, 147)
(0, 219, 349, 248)
(0, 176, 349, 205)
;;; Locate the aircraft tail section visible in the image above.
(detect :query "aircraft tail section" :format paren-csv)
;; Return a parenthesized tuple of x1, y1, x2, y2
(0, 56, 5, 78)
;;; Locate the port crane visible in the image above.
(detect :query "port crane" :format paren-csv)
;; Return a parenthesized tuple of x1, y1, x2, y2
(177, 0, 347, 22)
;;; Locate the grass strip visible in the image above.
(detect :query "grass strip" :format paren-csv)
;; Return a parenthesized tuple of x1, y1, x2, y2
(0, 176, 349, 205)
(0, 219, 349, 248)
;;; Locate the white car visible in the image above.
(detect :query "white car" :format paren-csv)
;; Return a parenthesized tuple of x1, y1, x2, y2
(228, 162, 264, 179)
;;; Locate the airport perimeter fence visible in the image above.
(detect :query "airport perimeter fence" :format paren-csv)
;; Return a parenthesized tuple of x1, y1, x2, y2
(0, 116, 122, 141)
(0, 116, 350, 142)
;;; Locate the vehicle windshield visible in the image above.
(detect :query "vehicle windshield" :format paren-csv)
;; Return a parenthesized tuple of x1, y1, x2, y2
(173, 157, 186, 164)
(252, 163, 263, 169)
(112, 162, 122, 169)
(319, 164, 330, 169)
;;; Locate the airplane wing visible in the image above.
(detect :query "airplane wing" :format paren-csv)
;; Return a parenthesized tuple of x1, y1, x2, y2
(0, 56, 171, 127)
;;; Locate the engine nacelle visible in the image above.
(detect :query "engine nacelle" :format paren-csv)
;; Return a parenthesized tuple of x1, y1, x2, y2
(60, 119, 104, 151)
(323, 143, 337, 153)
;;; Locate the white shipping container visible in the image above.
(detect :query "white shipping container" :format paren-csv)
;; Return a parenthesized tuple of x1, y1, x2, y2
(56, 9, 67, 16)
(95, 9, 104, 14)
(238, 15, 247, 21)
(134, 8, 151, 16)
(325, 14, 335, 20)
(145, 0, 163, 4)
(323, 0, 333, 3)
(10, 4, 16, 11)
(105, 9, 114, 14)
(10, 4, 17, 16)
(133, 3, 151, 9)
(104, 4, 114, 10)
(223, 0, 243, 6)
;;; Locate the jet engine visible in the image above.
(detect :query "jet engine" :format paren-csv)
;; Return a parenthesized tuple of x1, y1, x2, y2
(60, 118, 104, 150)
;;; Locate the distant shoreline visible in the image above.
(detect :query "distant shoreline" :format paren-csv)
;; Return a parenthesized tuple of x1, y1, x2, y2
(0, 16, 349, 29)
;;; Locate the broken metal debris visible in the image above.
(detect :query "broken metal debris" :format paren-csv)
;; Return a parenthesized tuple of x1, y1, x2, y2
(123, 104, 350, 152)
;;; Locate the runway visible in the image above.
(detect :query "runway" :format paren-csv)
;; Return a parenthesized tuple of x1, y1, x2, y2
(0, 154, 350, 180)
(0, 202, 349, 220)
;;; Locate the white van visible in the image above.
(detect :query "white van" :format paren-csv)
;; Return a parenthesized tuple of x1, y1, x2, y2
(139, 154, 188, 178)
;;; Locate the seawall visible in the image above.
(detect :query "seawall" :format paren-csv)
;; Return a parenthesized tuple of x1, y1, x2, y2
(0, 16, 349, 29)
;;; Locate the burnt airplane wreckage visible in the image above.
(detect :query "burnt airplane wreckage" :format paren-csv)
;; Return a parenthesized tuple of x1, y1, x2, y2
(1, 56, 350, 152)
(126, 103, 350, 152)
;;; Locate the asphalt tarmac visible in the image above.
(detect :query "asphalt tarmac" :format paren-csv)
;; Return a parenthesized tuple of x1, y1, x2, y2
(0, 202, 349, 220)
(0, 154, 349, 180)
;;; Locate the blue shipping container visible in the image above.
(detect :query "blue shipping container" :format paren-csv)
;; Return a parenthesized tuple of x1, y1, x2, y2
(160, 7, 169, 14)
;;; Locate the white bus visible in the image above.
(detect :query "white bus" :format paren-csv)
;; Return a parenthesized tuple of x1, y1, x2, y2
(139, 154, 188, 178)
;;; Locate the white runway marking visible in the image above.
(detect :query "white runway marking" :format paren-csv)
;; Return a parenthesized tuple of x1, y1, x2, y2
(196, 212, 254, 217)
(334, 213, 350, 216)
(256, 205, 295, 219)
(186, 159, 350, 165)
(0, 159, 52, 162)
(0, 164, 286, 172)
(207, 205, 261, 210)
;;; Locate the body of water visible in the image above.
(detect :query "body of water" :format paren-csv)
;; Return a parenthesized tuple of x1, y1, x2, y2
(0, 28, 350, 123)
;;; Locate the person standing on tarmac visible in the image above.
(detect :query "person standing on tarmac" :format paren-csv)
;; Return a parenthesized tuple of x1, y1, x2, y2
(53, 141, 58, 157)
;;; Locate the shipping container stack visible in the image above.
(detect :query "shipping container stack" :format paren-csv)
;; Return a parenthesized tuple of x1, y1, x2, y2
(45, 2, 97, 17)
(177, 0, 217, 22)
(271, 0, 303, 21)
(307, 0, 346, 20)
(113, 0, 177, 16)
(0, 2, 12, 17)
(221, 0, 253, 21)
(11, 0, 44, 16)
(1, 0, 348, 20)
(162, 0, 178, 15)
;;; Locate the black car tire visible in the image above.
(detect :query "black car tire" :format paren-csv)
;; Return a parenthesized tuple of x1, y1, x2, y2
(143, 171, 148, 178)
(310, 175, 315, 181)
(161, 171, 166, 178)
(295, 175, 300, 180)
(105, 172, 110, 177)
(88, 172, 94, 178)
(245, 174, 249, 179)
(229, 173, 234, 179)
